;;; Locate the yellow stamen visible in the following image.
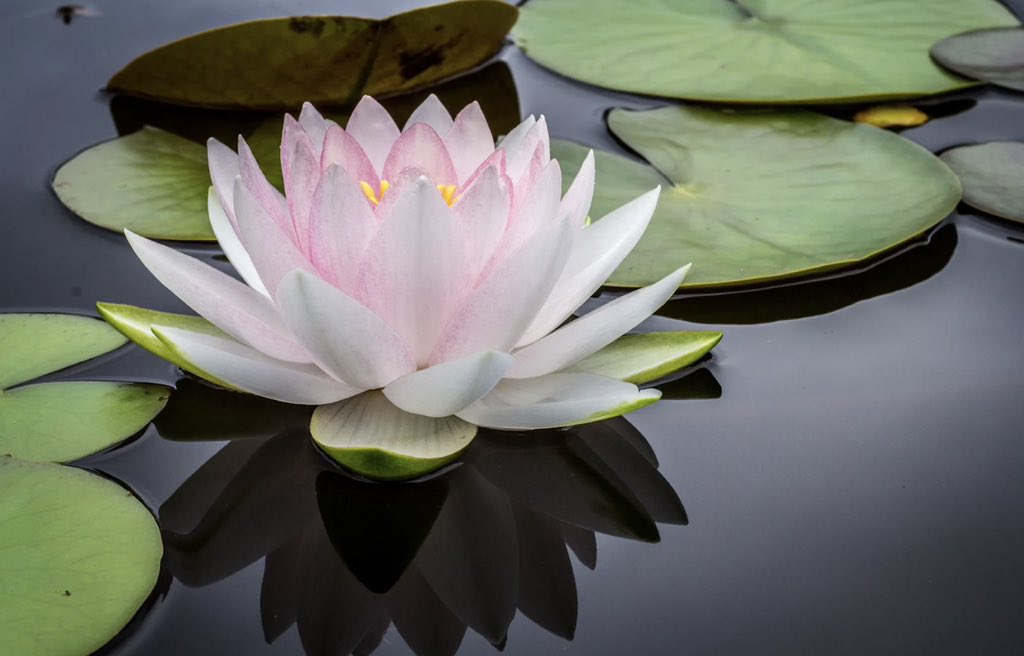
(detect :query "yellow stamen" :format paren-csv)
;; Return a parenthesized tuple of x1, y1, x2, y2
(359, 180, 380, 205)
(437, 184, 457, 206)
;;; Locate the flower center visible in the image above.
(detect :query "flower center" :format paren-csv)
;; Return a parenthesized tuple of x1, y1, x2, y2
(359, 180, 458, 207)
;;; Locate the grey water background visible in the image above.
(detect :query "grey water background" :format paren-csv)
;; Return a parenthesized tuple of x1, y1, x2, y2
(2, 0, 1024, 654)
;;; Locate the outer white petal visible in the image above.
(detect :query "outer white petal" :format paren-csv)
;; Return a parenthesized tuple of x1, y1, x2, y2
(507, 265, 689, 379)
(207, 138, 239, 223)
(356, 176, 469, 364)
(517, 186, 661, 346)
(152, 326, 359, 405)
(346, 95, 401, 175)
(124, 230, 309, 363)
(457, 373, 661, 430)
(429, 218, 573, 365)
(560, 149, 595, 229)
(276, 269, 416, 389)
(403, 93, 454, 135)
(206, 186, 268, 297)
(383, 350, 513, 417)
(233, 177, 311, 296)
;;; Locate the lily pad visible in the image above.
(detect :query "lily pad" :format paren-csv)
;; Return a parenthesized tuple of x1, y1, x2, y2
(0, 457, 162, 655)
(551, 105, 962, 288)
(513, 0, 1017, 104)
(311, 391, 477, 481)
(53, 128, 215, 240)
(941, 141, 1024, 224)
(107, 1, 517, 110)
(564, 331, 723, 383)
(932, 27, 1024, 92)
(0, 313, 170, 462)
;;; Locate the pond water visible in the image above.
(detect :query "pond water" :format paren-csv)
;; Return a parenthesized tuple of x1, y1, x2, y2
(3, 0, 1024, 654)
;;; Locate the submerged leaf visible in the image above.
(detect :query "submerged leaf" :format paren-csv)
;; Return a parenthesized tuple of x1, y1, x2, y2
(941, 141, 1024, 224)
(932, 27, 1024, 92)
(552, 105, 962, 288)
(108, 2, 518, 110)
(514, 0, 1017, 103)
(853, 105, 930, 129)
(0, 457, 162, 656)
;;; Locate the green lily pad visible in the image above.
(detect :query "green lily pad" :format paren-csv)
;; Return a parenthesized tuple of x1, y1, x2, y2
(941, 141, 1024, 224)
(0, 314, 126, 389)
(0, 383, 170, 463)
(311, 391, 477, 481)
(564, 331, 723, 384)
(54, 128, 214, 240)
(96, 303, 237, 390)
(107, 1, 517, 110)
(932, 27, 1024, 92)
(514, 0, 1017, 104)
(551, 105, 962, 288)
(0, 457, 162, 656)
(0, 313, 169, 462)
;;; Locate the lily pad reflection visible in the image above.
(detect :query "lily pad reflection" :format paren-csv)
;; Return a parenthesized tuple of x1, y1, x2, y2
(157, 389, 688, 653)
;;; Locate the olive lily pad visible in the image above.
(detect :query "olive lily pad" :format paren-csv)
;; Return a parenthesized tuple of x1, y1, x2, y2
(0, 457, 162, 656)
(0, 314, 170, 462)
(311, 391, 477, 481)
(513, 0, 1017, 104)
(107, 1, 517, 110)
(932, 27, 1024, 92)
(941, 141, 1024, 224)
(853, 105, 930, 129)
(551, 105, 962, 288)
(53, 128, 215, 240)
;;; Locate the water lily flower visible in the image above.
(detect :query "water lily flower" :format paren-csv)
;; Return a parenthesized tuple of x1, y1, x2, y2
(105, 95, 705, 479)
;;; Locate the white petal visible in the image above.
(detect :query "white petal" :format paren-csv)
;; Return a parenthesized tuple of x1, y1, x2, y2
(206, 186, 268, 297)
(502, 158, 562, 253)
(457, 373, 661, 430)
(153, 326, 359, 405)
(452, 165, 510, 280)
(560, 149, 595, 229)
(233, 177, 311, 296)
(383, 350, 513, 417)
(403, 94, 454, 135)
(298, 102, 330, 152)
(311, 391, 477, 467)
(496, 115, 535, 155)
(429, 218, 572, 365)
(517, 186, 661, 346)
(446, 101, 494, 184)
(356, 176, 469, 364)
(207, 138, 239, 223)
(346, 95, 401, 175)
(505, 116, 549, 183)
(124, 230, 309, 362)
(507, 265, 689, 379)
(237, 136, 293, 239)
(276, 269, 416, 389)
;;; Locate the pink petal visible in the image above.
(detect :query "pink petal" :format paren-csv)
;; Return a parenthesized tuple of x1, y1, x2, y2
(445, 101, 495, 185)
(237, 136, 294, 241)
(276, 269, 416, 389)
(283, 137, 320, 254)
(298, 102, 331, 152)
(502, 159, 563, 255)
(429, 217, 573, 365)
(207, 138, 239, 225)
(452, 164, 510, 280)
(403, 94, 454, 135)
(511, 139, 548, 214)
(460, 148, 507, 191)
(382, 123, 458, 187)
(281, 114, 316, 183)
(233, 177, 312, 296)
(356, 175, 470, 365)
(307, 164, 378, 293)
(504, 116, 549, 183)
(124, 230, 310, 363)
(346, 95, 401, 176)
(320, 124, 378, 189)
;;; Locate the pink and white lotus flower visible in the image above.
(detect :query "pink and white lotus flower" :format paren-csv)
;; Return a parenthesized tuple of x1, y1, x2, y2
(111, 95, 695, 478)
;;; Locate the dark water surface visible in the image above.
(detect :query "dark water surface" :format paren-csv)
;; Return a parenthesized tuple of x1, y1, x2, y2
(3, 0, 1024, 654)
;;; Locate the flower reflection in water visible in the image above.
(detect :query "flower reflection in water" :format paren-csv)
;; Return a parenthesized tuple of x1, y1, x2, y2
(157, 380, 688, 655)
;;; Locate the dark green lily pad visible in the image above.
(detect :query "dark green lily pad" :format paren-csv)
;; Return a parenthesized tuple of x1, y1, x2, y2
(551, 105, 962, 289)
(108, 1, 517, 110)
(0, 457, 162, 655)
(932, 27, 1024, 92)
(941, 141, 1024, 224)
(0, 313, 170, 462)
(53, 128, 215, 240)
(514, 0, 1017, 104)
